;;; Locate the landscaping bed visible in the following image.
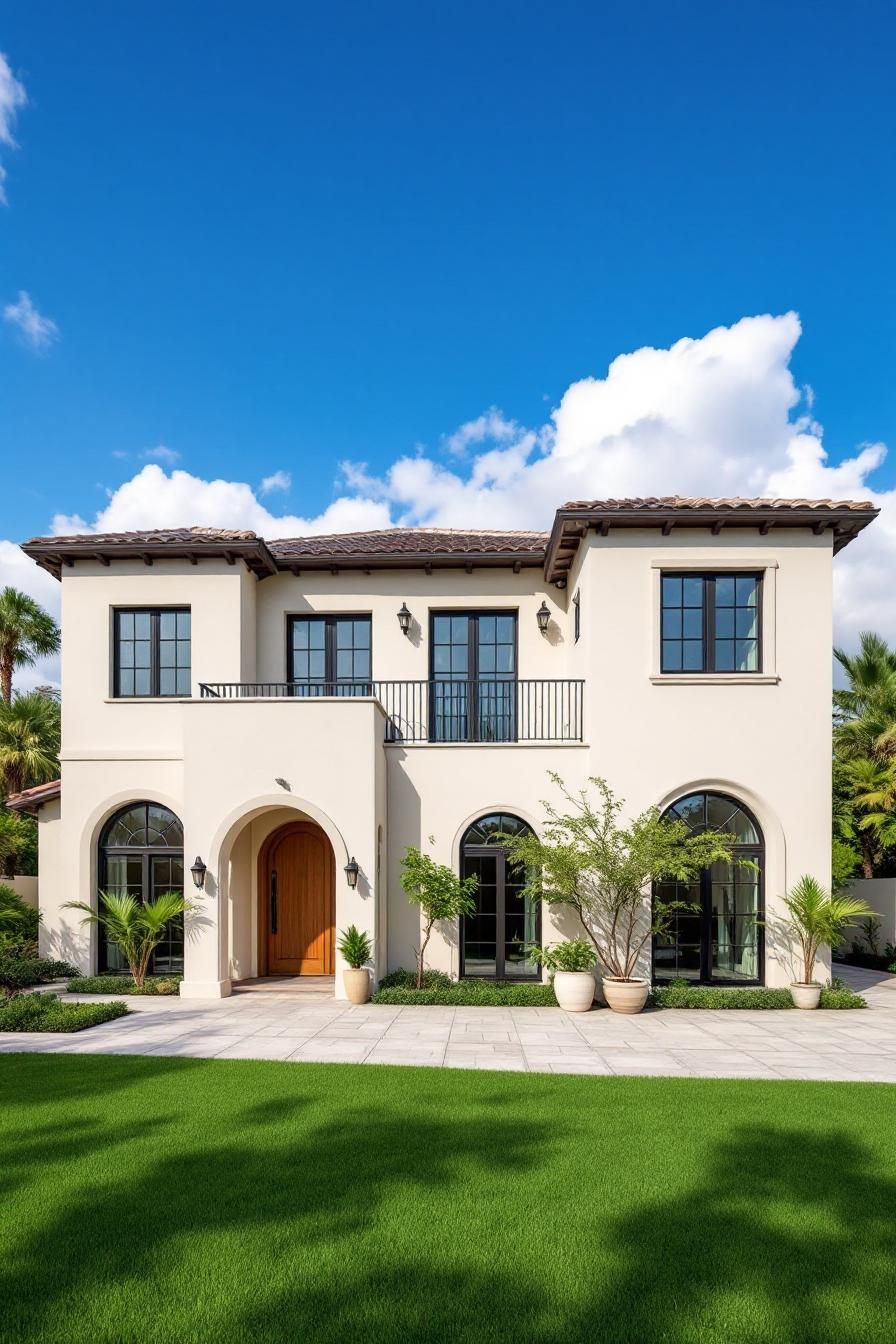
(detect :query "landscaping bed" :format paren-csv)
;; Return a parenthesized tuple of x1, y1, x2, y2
(67, 975, 182, 996)
(373, 969, 557, 1006)
(654, 979, 866, 1009)
(0, 993, 129, 1033)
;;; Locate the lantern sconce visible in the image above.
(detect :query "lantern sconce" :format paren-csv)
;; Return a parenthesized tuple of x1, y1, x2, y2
(397, 603, 413, 637)
(536, 601, 551, 636)
(344, 857, 360, 889)
(190, 856, 207, 890)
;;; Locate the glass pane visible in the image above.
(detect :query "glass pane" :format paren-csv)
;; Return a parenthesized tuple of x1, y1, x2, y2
(736, 576, 758, 605)
(119, 612, 134, 639)
(715, 575, 735, 606)
(134, 613, 151, 639)
(159, 611, 176, 638)
(683, 577, 703, 606)
(134, 668, 151, 696)
(159, 669, 176, 696)
(663, 609, 682, 638)
(159, 641, 175, 667)
(662, 641, 682, 671)
(118, 670, 135, 696)
(682, 640, 703, 670)
(662, 576, 682, 605)
(176, 611, 191, 638)
(682, 608, 702, 638)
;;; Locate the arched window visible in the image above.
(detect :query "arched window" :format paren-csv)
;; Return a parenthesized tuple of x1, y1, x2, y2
(653, 791, 764, 985)
(98, 803, 185, 974)
(460, 813, 539, 979)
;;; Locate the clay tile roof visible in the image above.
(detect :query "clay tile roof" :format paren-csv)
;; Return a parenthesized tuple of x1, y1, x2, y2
(21, 527, 276, 579)
(25, 526, 259, 546)
(560, 496, 877, 514)
(268, 528, 548, 563)
(544, 495, 879, 581)
(5, 778, 61, 812)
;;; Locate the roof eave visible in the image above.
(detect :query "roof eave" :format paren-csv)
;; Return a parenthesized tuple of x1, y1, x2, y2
(6, 780, 61, 813)
(20, 539, 278, 580)
(543, 506, 880, 581)
(270, 550, 546, 573)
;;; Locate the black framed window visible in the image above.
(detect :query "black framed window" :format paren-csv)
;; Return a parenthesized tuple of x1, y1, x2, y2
(652, 792, 764, 985)
(98, 802, 184, 974)
(114, 608, 191, 697)
(661, 573, 761, 673)
(460, 813, 539, 979)
(430, 611, 517, 742)
(287, 615, 371, 693)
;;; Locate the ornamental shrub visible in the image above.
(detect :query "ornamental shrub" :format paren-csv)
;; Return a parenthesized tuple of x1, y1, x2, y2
(0, 992, 129, 1032)
(66, 975, 181, 996)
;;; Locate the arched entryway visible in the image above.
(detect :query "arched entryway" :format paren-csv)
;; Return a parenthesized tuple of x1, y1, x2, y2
(460, 813, 539, 980)
(98, 802, 185, 974)
(257, 820, 335, 976)
(652, 791, 765, 985)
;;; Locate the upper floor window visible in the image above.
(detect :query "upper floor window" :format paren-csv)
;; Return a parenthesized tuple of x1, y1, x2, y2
(661, 573, 761, 674)
(113, 609, 191, 697)
(287, 615, 371, 690)
(430, 611, 517, 742)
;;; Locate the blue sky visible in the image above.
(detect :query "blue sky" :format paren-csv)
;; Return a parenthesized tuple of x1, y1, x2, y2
(1, 0, 895, 643)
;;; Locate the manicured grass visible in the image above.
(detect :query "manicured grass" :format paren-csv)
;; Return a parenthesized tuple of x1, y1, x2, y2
(0, 994, 129, 1032)
(67, 975, 182, 996)
(1, 1058, 894, 1343)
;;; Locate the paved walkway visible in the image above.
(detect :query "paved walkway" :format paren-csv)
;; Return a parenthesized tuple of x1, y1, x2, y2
(3, 965, 895, 1081)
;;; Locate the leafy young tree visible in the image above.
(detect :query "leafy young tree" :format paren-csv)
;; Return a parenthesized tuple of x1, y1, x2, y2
(500, 774, 744, 982)
(781, 875, 875, 985)
(64, 891, 196, 989)
(0, 691, 61, 798)
(0, 588, 60, 705)
(399, 842, 478, 989)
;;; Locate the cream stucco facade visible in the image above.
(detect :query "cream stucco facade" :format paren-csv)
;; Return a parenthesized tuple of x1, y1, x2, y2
(21, 500, 873, 998)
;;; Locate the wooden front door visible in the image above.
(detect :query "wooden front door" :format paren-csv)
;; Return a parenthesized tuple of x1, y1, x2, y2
(260, 822, 335, 975)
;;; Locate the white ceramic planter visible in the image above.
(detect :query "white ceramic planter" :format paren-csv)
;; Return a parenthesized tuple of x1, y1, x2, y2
(602, 977, 650, 1015)
(553, 970, 595, 1012)
(790, 982, 822, 1010)
(343, 968, 371, 1004)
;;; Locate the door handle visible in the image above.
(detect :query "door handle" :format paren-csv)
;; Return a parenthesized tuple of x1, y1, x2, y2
(270, 869, 278, 934)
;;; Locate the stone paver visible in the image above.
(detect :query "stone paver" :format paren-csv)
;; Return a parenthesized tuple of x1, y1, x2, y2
(2, 965, 895, 1080)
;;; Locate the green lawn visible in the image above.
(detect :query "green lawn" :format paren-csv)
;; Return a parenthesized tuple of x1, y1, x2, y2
(1, 1057, 894, 1343)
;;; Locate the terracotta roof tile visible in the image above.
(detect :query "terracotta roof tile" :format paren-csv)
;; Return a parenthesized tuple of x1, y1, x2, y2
(268, 528, 548, 559)
(561, 496, 876, 513)
(6, 778, 61, 812)
(24, 527, 258, 546)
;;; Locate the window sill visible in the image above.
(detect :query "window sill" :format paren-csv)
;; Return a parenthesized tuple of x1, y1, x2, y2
(104, 697, 193, 703)
(649, 674, 779, 686)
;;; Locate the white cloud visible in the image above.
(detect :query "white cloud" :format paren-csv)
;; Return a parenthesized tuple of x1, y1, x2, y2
(0, 51, 27, 205)
(3, 290, 59, 351)
(144, 445, 180, 465)
(2, 313, 893, 656)
(259, 470, 291, 494)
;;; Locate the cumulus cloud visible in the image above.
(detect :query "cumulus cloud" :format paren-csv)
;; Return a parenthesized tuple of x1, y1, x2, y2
(0, 51, 27, 204)
(259, 470, 291, 494)
(2, 313, 892, 659)
(3, 290, 59, 351)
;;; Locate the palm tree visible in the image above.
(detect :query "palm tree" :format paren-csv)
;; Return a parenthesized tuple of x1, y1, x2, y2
(0, 588, 60, 704)
(65, 891, 195, 988)
(0, 692, 61, 797)
(0, 809, 36, 880)
(782, 875, 876, 984)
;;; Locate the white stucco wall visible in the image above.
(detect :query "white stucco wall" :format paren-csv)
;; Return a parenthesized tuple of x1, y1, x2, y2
(34, 521, 840, 992)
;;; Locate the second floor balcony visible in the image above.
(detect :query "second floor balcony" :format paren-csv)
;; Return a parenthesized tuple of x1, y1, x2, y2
(198, 678, 584, 744)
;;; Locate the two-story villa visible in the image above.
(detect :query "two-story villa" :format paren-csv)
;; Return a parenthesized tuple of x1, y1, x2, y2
(11, 495, 877, 998)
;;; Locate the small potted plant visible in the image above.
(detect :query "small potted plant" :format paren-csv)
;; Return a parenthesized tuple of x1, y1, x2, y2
(531, 940, 597, 1011)
(337, 924, 373, 1004)
(781, 875, 874, 1009)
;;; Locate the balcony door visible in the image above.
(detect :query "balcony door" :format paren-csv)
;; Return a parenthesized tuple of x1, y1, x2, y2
(430, 611, 517, 742)
(287, 615, 371, 695)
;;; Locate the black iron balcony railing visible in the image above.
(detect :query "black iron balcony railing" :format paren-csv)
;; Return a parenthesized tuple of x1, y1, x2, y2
(198, 679, 584, 744)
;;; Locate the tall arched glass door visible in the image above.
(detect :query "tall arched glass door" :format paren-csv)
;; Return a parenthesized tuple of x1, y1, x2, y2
(460, 813, 539, 979)
(652, 792, 764, 985)
(98, 803, 185, 974)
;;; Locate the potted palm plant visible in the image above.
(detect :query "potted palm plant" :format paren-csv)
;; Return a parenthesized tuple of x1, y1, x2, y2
(781, 875, 875, 1008)
(65, 890, 195, 990)
(337, 924, 373, 1003)
(501, 774, 743, 1015)
(530, 940, 597, 1011)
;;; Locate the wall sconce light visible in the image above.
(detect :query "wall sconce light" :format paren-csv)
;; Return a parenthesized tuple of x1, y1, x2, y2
(190, 856, 207, 890)
(536, 601, 551, 635)
(397, 603, 412, 637)
(344, 857, 360, 889)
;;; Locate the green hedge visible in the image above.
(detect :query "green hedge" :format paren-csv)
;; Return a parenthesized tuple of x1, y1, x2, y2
(374, 979, 558, 1007)
(0, 993, 129, 1033)
(653, 980, 866, 1010)
(0, 956, 79, 997)
(67, 975, 182, 996)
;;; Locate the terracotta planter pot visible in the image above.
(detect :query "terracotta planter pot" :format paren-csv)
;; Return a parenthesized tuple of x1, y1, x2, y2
(790, 982, 822, 1010)
(343, 968, 371, 1005)
(602, 976, 650, 1015)
(552, 970, 595, 1012)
